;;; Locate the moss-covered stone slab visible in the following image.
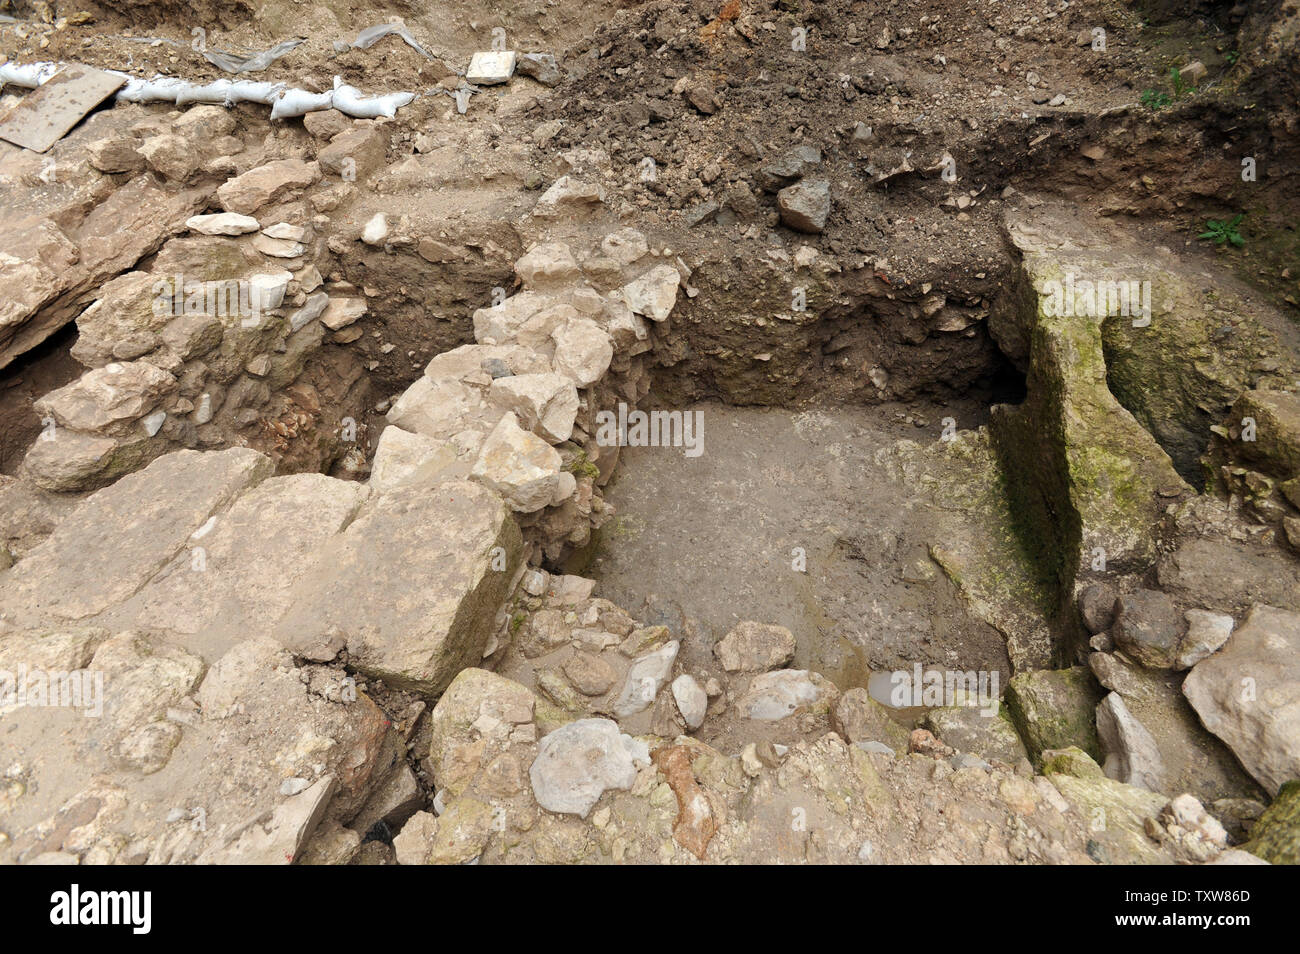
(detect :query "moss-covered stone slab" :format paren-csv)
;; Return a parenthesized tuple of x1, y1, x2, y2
(1005, 666, 1104, 764)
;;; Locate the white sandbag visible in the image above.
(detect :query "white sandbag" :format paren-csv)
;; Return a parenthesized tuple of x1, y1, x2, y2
(270, 87, 333, 119)
(226, 80, 284, 105)
(0, 61, 65, 88)
(116, 76, 189, 103)
(175, 79, 235, 106)
(330, 75, 415, 118)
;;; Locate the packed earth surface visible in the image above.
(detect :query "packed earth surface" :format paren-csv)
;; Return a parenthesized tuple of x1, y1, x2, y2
(0, 0, 1298, 866)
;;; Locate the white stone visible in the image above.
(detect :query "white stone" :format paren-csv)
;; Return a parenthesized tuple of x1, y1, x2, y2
(369, 427, 462, 493)
(387, 376, 485, 440)
(487, 372, 579, 444)
(529, 718, 648, 817)
(361, 213, 389, 246)
(193, 392, 213, 425)
(253, 234, 307, 258)
(263, 222, 307, 242)
(551, 318, 613, 387)
(601, 228, 648, 265)
(466, 50, 517, 85)
(247, 270, 292, 312)
(186, 212, 260, 235)
(533, 176, 605, 217)
(470, 412, 566, 512)
(620, 264, 681, 322)
(320, 298, 368, 331)
(140, 410, 167, 437)
(1177, 609, 1234, 669)
(515, 242, 580, 287)
(614, 640, 679, 717)
(1183, 604, 1300, 796)
(738, 669, 829, 721)
(1096, 692, 1165, 792)
(671, 674, 707, 730)
(289, 292, 329, 332)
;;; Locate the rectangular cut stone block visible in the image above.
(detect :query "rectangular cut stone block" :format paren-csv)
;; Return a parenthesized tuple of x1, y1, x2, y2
(272, 481, 522, 694)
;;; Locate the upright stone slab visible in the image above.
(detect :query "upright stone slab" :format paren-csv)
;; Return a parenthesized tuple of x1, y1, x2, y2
(272, 481, 522, 694)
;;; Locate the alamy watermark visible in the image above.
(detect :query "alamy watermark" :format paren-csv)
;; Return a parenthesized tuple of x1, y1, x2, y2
(594, 402, 704, 458)
(152, 273, 283, 328)
(1038, 272, 1152, 327)
(0, 665, 104, 718)
(887, 664, 1000, 716)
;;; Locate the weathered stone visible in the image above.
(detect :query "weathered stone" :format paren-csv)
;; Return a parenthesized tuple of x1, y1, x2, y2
(515, 243, 580, 287)
(303, 109, 351, 141)
(392, 810, 438, 865)
(1044, 749, 1173, 864)
(671, 674, 708, 730)
(1243, 780, 1300, 864)
(1005, 667, 1103, 764)
(738, 669, 837, 721)
(600, 228, 648, 266)
(777, 178, 832, 233)
(369, 427, 465, 493)
(488, 373, 579, 444)
(619, 265, 681, 322)
(318, 125, 387, 181)
(1177, 609, 1234, 670)
(551, 318, 613, 387)
(756, 145, 822, 192)
(1113, 589, 1184, 670)
(1226, 389, 1300, 478)
(21, 430, 164, 493)
(1182, 604, 1300, 796)
(1078, 583, 1117, 634)
(425, 342, 551, 383)
(562, 652, 618, 696)
(613, 640, 679, 717)
(1159, 793, 1227, 861)
(1096, 692, 1165, 791)
(924, 704, 1028, 765)
(0, 448, 272, 624)
(387, 376, 486, 440)
(217, 159, 320, 215)
(470, 413, 571, 512)
(253, 234, 306, 258)
(186, 212, 261, 236)
(533, 176, 605, 217)
(516, 52, 561, 86)
(36, 361, 176, 435)
(349, 763, 423, 836)
(116, 474, 369, 659)
(529, 718, 648, 817)
(272, 481, 522, 694)
(138, 134, 202, 182)
(320, 298, 368, 330)
(714, 621, 796, 672)
(86, 137, 144, 174)
(652, 744, 717, 859)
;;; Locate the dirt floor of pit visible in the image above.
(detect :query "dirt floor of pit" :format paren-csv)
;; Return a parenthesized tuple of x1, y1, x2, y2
(585, 397, 1021, 694)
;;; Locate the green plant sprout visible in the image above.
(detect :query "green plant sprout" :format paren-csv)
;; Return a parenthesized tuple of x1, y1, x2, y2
(1141, 88, 1171, 111)
(1198, 214, 1246, 248)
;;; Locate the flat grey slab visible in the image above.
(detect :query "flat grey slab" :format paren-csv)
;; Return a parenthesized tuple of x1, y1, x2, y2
(0, 65, 125, 153)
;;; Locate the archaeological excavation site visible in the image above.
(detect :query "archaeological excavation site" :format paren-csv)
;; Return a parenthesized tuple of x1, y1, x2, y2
(0, 0, 1297, 883)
